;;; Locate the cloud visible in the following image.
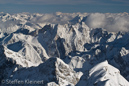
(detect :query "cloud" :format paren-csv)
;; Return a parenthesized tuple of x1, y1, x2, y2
(30, 12, 129, 32)
(1, 12, 129, 33)
(85, 13, 107, 29)
(31, 13, 75, 24)
(85, 13, 129, 32)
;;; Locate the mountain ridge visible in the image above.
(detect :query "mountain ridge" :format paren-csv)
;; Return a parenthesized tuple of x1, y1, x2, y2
(0, 12, 129, 86)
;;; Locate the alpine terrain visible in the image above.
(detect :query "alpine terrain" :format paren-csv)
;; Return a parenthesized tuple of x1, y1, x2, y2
(0, 12, 129, 86)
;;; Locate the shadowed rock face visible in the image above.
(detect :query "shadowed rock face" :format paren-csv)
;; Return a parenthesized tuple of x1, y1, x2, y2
(0, 13, 129, 86)
(0, 45, 17, 84)
(7, 58, 82, 86)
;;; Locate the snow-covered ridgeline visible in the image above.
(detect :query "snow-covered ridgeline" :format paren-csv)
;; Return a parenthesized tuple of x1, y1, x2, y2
(0, 12, 129, 86)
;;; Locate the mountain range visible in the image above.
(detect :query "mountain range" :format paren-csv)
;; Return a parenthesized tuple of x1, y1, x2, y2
(0, 12, 129, 86)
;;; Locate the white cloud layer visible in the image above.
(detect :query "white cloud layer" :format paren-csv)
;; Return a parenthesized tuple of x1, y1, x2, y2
(85, 13, 129, 32)
(0, 12, 129, 33)
(31, 13, 75, 24)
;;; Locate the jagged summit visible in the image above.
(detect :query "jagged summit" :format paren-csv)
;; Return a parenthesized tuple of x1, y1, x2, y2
(0, 13, 129, 86)
(8, 57, 82, 86)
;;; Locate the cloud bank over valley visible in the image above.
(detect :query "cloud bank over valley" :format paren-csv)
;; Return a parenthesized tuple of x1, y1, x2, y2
(0, 12, 129, 32)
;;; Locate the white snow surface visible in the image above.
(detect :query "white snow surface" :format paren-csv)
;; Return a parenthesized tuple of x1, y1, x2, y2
(0, 12, 129, 86)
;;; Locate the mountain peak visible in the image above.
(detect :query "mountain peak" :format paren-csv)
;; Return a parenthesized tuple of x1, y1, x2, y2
(0, 13, 129, 86)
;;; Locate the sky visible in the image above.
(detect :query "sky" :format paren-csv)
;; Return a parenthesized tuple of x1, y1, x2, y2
(0, 0, 129, 13)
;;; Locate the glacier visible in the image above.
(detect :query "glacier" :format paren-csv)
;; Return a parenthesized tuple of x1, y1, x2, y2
(0, 12, 129, 86)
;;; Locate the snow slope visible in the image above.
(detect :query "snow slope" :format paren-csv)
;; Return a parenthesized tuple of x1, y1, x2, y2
(0, 12, 129, 86)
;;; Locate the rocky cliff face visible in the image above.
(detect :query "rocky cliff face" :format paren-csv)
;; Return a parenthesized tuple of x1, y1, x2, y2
(0, 12, 129, 86)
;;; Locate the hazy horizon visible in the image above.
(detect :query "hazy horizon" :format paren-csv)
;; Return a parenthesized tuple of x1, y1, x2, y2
(0, 0, 129, 13)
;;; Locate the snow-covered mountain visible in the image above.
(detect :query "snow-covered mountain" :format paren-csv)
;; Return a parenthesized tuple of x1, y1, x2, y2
(0, 12, 129, 86)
